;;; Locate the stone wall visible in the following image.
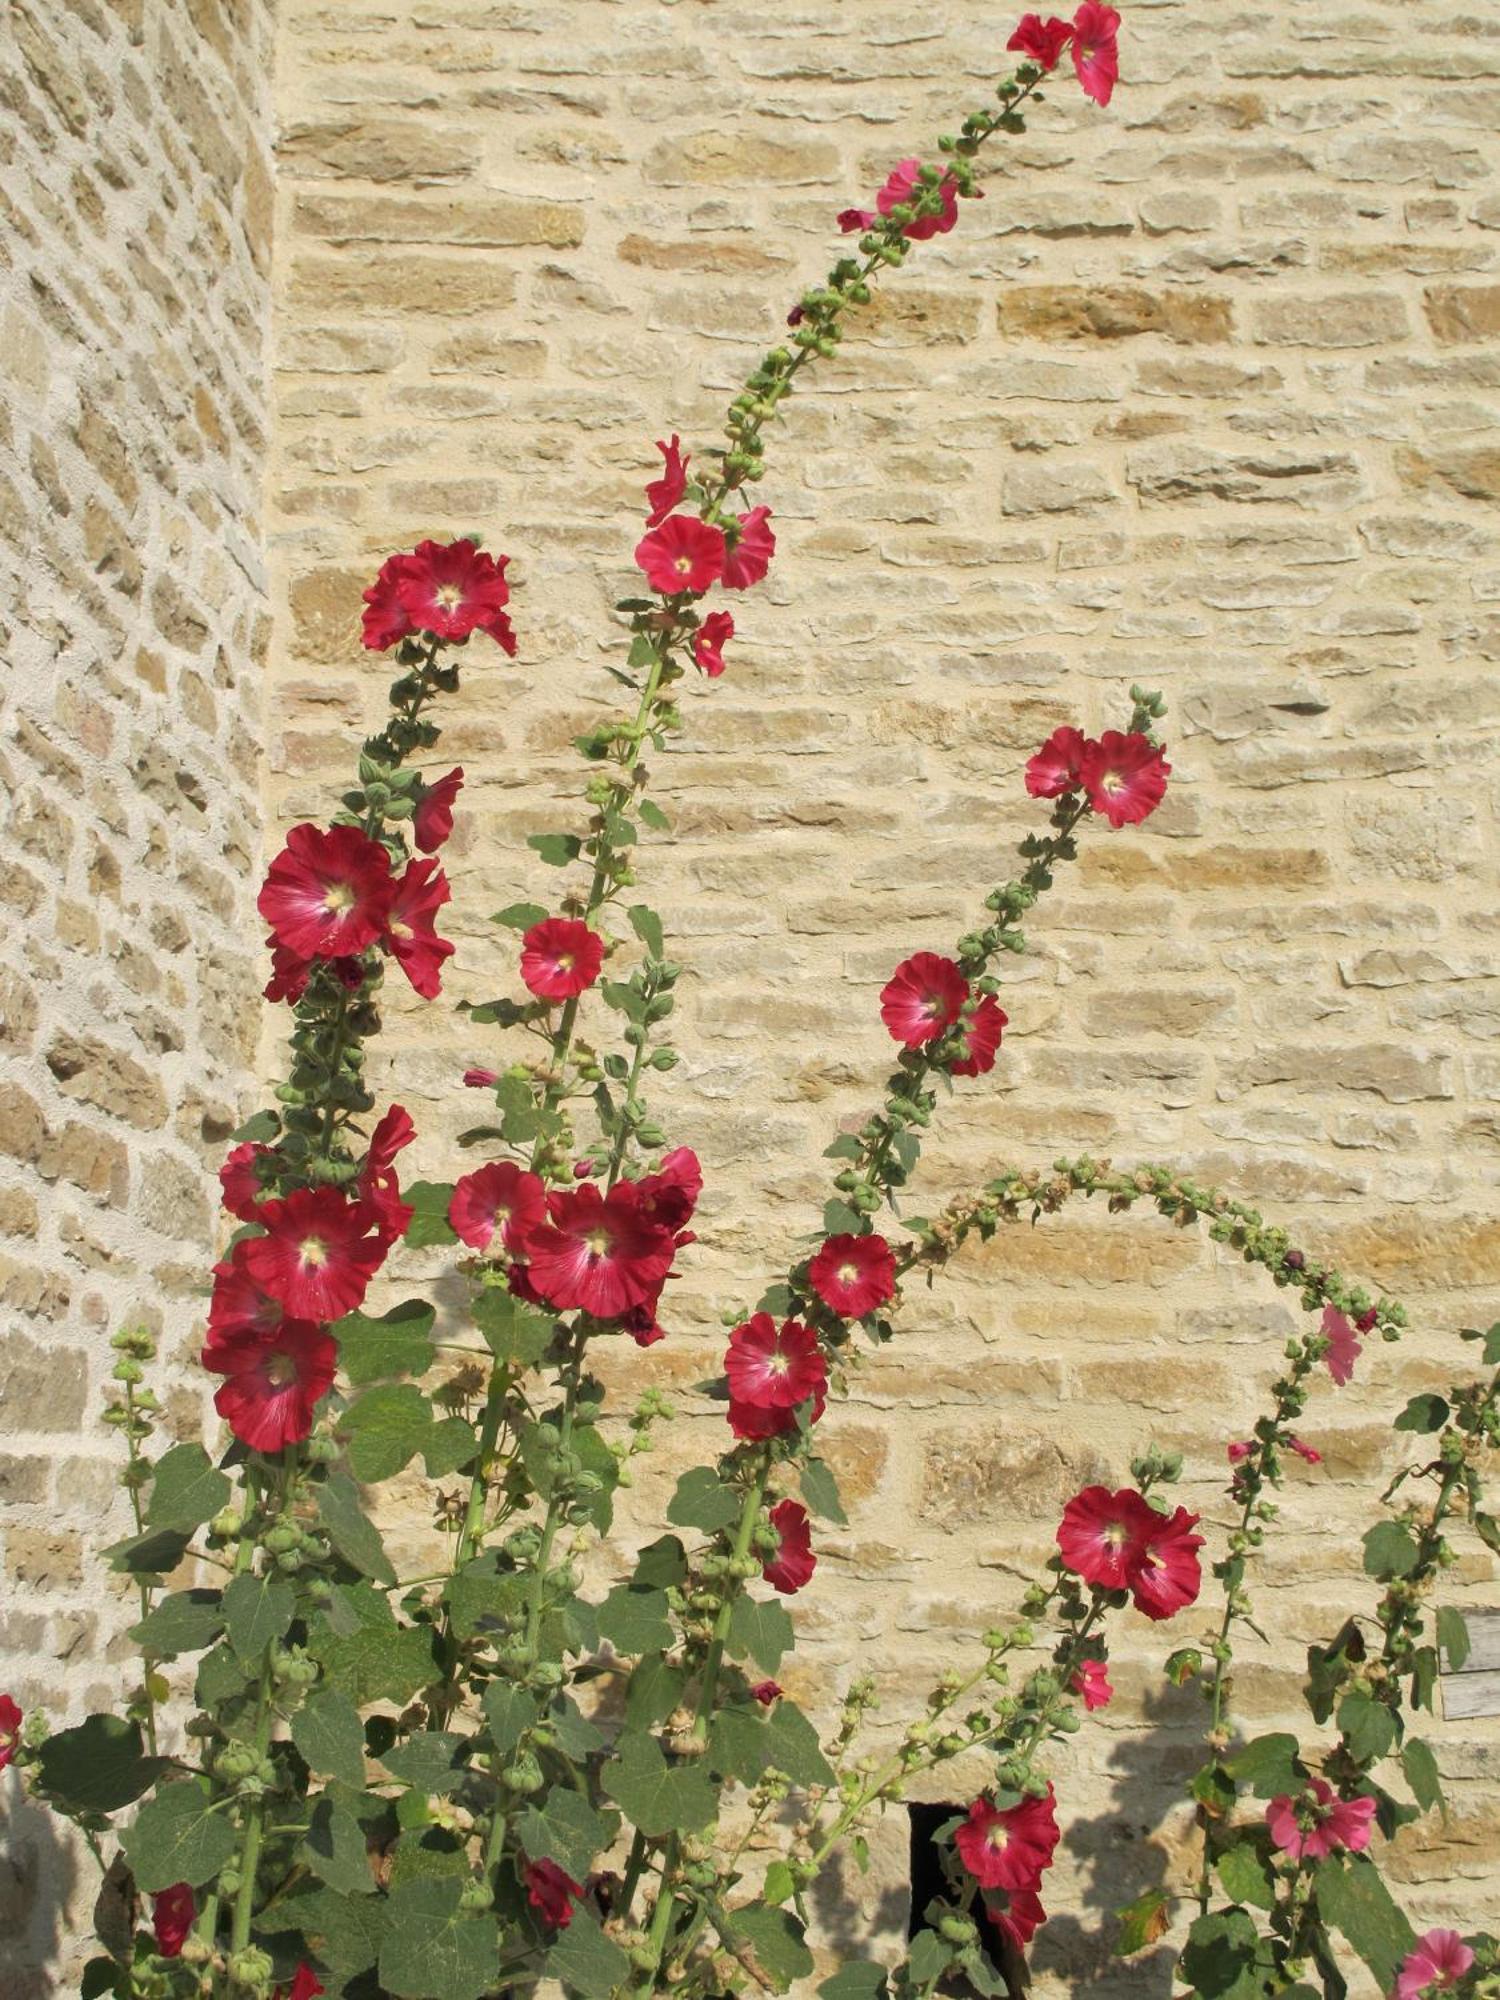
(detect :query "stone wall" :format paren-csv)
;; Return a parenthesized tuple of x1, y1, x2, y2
(0, 0, 274, 1983)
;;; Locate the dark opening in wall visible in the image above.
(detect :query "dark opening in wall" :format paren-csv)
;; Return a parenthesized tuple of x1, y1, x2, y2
(906, 1804, 1025, 1997)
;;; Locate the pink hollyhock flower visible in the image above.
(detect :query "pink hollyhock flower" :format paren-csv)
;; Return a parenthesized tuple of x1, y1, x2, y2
(1070, 1, 1121, 106)
(383, 857, 455, 1000)
(880, 951, 970, 1047)
(220, 1142, 272, 1222)
(838, 206, 875, 233)
(722, 505, 776, 590)
(1227, 1439, 1254, 1465)
(725, 1314, 828, 1438)
(951, 994, 1007, 1077)
(525, 1857, 584, 1929)
(634, 514, 726, 595)
(763, 1498, 816, 1595)
(1007, 12, 1074, 69)
(449, 1161, 548, 1257)
(204, 1319, 337, 1453)
(1289, 1436, 1323, 1465)
(808, 1233, 896, 1318)
(0, 1695, 21, 1771)
(393, 538, 516, 654)
(750, 1679, 783, 1706)
(414, 767, 464, 854)
(693, 609, 734, 678)
(876, 158, 962, 241)
(276, 1969, 324, 2000)
(151, 1884, 195, 1959)
(258, 823, 394, 962)
(361, 550, 421, 651)
(525, 1182, 676, 1319)
(241, 1187, 389, 1322)
(646, 434, 690, 528)
(1396, 1931, 1476, 2000)
(1131, 1503, 1204, 1621)
(954, 1785, 1060, 1893)
(464, 1067, 499, 1089)
(633, 1148, 703, 1235)
(358, 1103, 416, 1246)
(520, 917, 605, 1002)
(986, 1881, 1047, 1950)
(1025, 724, 1089, 799)
(1071, 1659, 1113, 1710)
(1079, 731, 1171, 829)
(1056, 1485, 1154, 1591)
(208, 1243, 290, 1342)
(1321, 1303, 1362, 1387)
(1265, 1778, 1377, 1863)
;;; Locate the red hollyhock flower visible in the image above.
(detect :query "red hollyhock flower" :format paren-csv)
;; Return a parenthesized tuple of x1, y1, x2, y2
(262, 941, 365, 1007)
(693, 609, 734, 678)
(750, 1679, 783, 1706)
(525, 1181, 677, 1319)
(634, 514, 726, 595)
(1321, 1303, 1362, 1386)
(258, 824, 393, 961)
(838, 206, 875, 233)
(1266, 1778, 1376, 1863)
(205, 1319, 337, 1453)
(725, 1314, 828, 1437)
(808, 1233, 896, 1318)
(449, 1161, 548, 1257)
(520, 918, 605, 1002)
(1226, 1439, 1254, 1465)
(1079, 731, 1170, 828)
(951, 995, 1007, 1077)
(219, 1142, 272, 1221)
(414, 767, 464, 854)
(151, 1884, 195, 1959)
(383, 857, 455, 1000)
(722, 505, 776, 590)
(1071, 1659, 1113, 1711)
(242, 1187, 389, 1322)
(876, 157, 963, 241)
(1025, 724, 1089, 799)
(278, 1969, 324, 2000)
(1007, 12, 1074, 68)
(1070, 0, 1120, 105)
(954, 1786, 1060, 1893)
(986, 1882, 1047, 1951)
(1130, 1503, 1204, 1622)
(0, 1694, 21, 1770)
(762, 1498, 816, 1595)
(1056, 1484, 1155, 1591)
(463, 1066, 499, 1089)
(525, 1857, 584, 1929)
(880, 952, 969, 1047)
(394, 538, 516, 653)
(208, 1243, 290, 1341)
(361, 550, 420, 651)
(359, 1103, 416, 1246)
(646, 434, 690, 528)
(633, 1147, 703, 1234)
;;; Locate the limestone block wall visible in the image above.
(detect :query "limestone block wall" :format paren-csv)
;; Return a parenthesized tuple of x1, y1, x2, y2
(0, 0, 274, 1982)
(260, 0, 1500, 1982)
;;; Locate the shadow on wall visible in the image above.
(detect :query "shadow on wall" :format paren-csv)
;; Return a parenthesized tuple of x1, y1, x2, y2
(0, 1774, 81, 2000)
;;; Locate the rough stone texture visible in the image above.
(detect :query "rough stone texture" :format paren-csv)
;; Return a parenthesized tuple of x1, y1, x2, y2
(0, 0, 273, 1984)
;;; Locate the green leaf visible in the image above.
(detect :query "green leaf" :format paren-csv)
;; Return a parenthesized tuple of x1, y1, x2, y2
(1116, 1886, 1172, 1956)
(337, 1299, 437, 1385)
(638, 798, 670, 832)
(799, 1457, 847, 1526)
(402, 1180, 458, 1249)
(628, 904, 664, 959)
(666, 1466, 740, 1534)
(33, 1714, 165, 1816)
(482, 1680, 540, 1759)
(546, 1905, 633, 1998)
(287, 1881, 388, 1984)
(724, 1905, 813, 1994)
(632, 1535, 687, 1591)
(473, 1287, 554, 1369)
(382, 1731, 467, 1796)
(310, 1583, 437, 1706)
(1394, 1392, 1449, 1434)
(907, 1932, 952, 1986)
(379, 1877, 502, 2000)
(195, 1641, 251, 1711)
(764, 1700, 836, 1788)
(514, 1788, 617, 1880)
(1476, 1511, 1500, 1557)
(341, 1383, 435, 1484)
(1179, 1909, 1264, 2000)
(1313, 1854, 1418, 1989)
(229, 1108, 281, 1144)
(823, 1198, 863, 1236)
(761, 1860, 796, 1907)
(1215, 1838, 1275, 1911)
(446, 1554, 525, 1643)
(820, 1962, 889, 2000)
(1409, 1643, 1440, 1714)
(1401, 1737, 1444, 1815)
(604, 1731, 716, 1838)
(822, 1135, 864, 1162)
(624, 1653, 684, 1731)
(146, 1442, 231, 1534)
(1363, 1520, 1421, 1579)
(223, 1571, 295, 1666)
(303, 1797, 375, 1896)
(317, 1469, 397, 1584)
(493, 901, 549, 930)
(1437, 1604, 1470, 1671)
(728, 1594, 795, 1672)
(291, 1688, 366, 1789)
(79, 1959, 121, 2000)
(424, 1417, 479, 1478)
(528, 832, 582, 867)
(102, 1526, 190, 1579)
(1483, 1321, 1500, 1366)
(129, 1588, 223, 1659)
(122, 1779, 237, 1891)
(597, 1584, 674, 1658)
(707, 1704, 768, 1787)
(1338, 1691, 1396, 1766)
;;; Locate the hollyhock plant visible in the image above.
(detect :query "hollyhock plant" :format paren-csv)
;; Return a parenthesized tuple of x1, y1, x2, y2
(983, 1882, 1048, 1951)
(954, 1785, 1060, 1892)
(204, 1319, 337, 1453)
(1078, 730, 1170, 828)
(383, 856, 455, 1000)
(762, 1498, 816, 1595)
(1322, 1303, 1362, 1386)
(361, 548, 419, 651)
(525, 1181, 677, 1318)
(838, 206, 875, 233)
(0, 1695, 20, 1771)
(1057, 1485, 1153, 1591)
(646, 434, 689, 527)
(721, 505, 775, 590)
(463, 1065, 500, 1089)
(393, 537, 516, 653)
(1265, 1778, 1377, 1863)
(1289, 1435, 1323, 1464)
(358, 1103, 417, 1245)
(635, 514, 726, 594)
(219, 1141, 272, 1221)
(633, 1147, 703, 1234)
(449, 1160, 548, 1257)
(151, 1884, 195, 1959)
(750, 1680, 783, 1706)
(950, 994, 1007, 1077)
(808, 1232, 896, 1318)
(258, 823, 393, 962)
(525, 1858, 584, 1930)
(280, 1969, 324, 2000)
(880, 951, 969, 1047)
(1071, 1659, 1113, 1711)
(1070, 0, 1121, 105)
(241, 1186, 389, 1322)
(1007, 12, 1073, 68)
(1130, 1503, 1204, 1621)
(725, 1313, 828, 1437)
(876, 157, 961, 240)
(1025, 723, 1089, 799)
(413, 766, 464, 853)
(208, 1242, 293, 1341)
(693, 609, 734, 678)
(520, 917, 606, 1002)
(1396, 1932, 1477, 2000)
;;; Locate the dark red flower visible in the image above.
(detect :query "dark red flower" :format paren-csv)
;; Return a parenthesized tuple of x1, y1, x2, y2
(1131, 1504, 1204, 1622)
(361, 550, 421, 652)
(762, 1498, 816, 1595)
(208, 1242, 290, 1342)
(632, 1148, 703, 1235)
(258, 823, 393, 962)
(359, 1103, 417, 1246)
(722, 505, 775, 591)
(525, 1181, 677, 1319)
(985, 1881, 1047, 1950)
(1056, 1485, 1154, 1592)
(525, 1857, 584, 1929)
(876, 157, 963, 241)
(725, 1314, 828, 1438)
(520, 918, 605, 1002)
(1071, 0, 1120, 105)
(646, 434, 690, 528)
(383, 857, 455, 1000)
(954, 1786, 1059, 1893)
(241, 1187, 389, 1322)
(394, 538, 516, 653)
(950, 995, 1007, 1077)
(838, 207, 875, 234)
(278, 1968, 324, 2000)
(635, 514, 726, 595)
(1078, 730, 1170, 828)
(219, 1142, 273, 1222)
(449, 1161, 548, 1257)
(204, 1319, 337, 1453)
(880, 952, 969, 1047)
(693, 609, 734, 678)
(0, 1695, 21, 1771)
(750, 1679, 783, 1706)
(414, 767, 464, 854)
(1007, 12, 1074, 69)
(808, 1233, 896, 1319)
(262, 940, 365, 1007)
(151, 1884, 195, 1959)
(1025, 724, 1089, 800)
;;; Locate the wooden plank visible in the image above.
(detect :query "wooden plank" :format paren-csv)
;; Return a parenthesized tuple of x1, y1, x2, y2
(1442, 1669, 1500, 1722)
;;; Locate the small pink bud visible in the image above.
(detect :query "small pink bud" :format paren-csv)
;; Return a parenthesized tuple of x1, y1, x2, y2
(463, 1068, 499, 1089)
